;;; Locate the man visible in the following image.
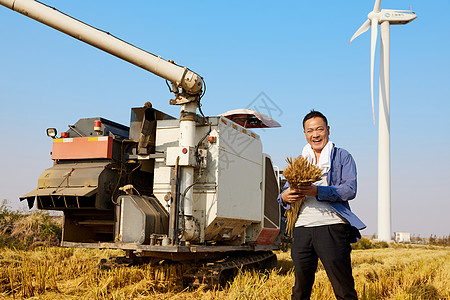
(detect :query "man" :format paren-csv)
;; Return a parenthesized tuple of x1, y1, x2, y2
(278, 110, 366, 300)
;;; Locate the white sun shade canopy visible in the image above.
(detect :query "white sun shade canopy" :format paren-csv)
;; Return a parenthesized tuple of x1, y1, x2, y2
(219, 109, 281, 128)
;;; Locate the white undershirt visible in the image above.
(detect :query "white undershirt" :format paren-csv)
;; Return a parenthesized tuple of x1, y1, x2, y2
(295, 172, 346, 227)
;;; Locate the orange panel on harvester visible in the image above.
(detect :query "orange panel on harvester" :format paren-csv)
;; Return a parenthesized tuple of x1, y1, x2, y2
(51, 136, 113, 160)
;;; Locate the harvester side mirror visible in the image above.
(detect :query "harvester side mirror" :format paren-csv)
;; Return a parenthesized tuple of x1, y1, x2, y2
(46, 128, 57, 139)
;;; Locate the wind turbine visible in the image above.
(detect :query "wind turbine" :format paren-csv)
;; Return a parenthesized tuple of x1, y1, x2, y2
(349, 0, 416, 242)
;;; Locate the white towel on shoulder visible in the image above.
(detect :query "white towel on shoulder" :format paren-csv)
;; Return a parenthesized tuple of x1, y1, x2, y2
(301, 141, 334, 174)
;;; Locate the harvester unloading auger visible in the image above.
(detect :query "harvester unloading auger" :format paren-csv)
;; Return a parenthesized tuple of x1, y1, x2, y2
(1, 0, 283, 286)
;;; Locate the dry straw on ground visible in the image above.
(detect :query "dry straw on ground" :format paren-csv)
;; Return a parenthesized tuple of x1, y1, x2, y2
(283, 156, 322, 237)
(0, 246, 448, 299)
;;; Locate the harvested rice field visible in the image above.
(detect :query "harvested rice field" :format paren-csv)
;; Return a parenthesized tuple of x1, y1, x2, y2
(0, 245, 448, 299)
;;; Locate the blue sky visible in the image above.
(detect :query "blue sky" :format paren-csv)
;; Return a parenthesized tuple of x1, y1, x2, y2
(0, 0, 449, 237)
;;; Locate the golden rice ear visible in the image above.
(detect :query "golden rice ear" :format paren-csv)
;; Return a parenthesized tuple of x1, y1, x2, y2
(282, 155, 323, 237)
(286, 157, 293, 165)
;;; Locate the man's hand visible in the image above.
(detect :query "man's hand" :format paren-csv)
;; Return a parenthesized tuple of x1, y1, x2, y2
(281, 188, 304, 204)
(296, 185, 318, 197)
(281, 185, 318, 205)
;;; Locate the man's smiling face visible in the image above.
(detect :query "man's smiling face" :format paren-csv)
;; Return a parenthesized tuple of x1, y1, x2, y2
(304, 117, 330, 154)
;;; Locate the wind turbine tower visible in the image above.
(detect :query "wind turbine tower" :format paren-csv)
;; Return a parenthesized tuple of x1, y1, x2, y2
(349, 0, 416, 242)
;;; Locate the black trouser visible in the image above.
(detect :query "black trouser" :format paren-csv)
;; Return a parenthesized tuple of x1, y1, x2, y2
(291, 224, 357, 300)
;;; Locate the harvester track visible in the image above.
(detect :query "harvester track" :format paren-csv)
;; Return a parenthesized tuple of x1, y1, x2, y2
(182, 251, 277, 288)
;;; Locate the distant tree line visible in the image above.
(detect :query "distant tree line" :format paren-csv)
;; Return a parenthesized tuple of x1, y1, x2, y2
(426, 234, 450, 247)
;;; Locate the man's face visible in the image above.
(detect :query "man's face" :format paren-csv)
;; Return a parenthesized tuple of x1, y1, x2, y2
(304, 117, 330, 154)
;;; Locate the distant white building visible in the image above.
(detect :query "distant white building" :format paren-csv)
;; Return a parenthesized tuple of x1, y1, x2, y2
(394, 232, 411, 243)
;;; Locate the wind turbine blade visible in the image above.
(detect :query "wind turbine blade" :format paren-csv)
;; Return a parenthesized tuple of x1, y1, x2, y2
(370, 18, 378, 124)
(349, 19, 371, 44)
(373, 0, 381, 12)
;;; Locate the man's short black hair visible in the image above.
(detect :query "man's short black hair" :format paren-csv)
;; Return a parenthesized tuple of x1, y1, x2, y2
(302, 110, 328, 129)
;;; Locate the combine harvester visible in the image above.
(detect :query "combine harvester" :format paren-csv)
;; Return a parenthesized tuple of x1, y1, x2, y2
(1, 0, 283, 286)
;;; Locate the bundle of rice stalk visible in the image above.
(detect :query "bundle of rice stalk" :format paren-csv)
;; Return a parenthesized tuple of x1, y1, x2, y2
(283, 156, 322, 237)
